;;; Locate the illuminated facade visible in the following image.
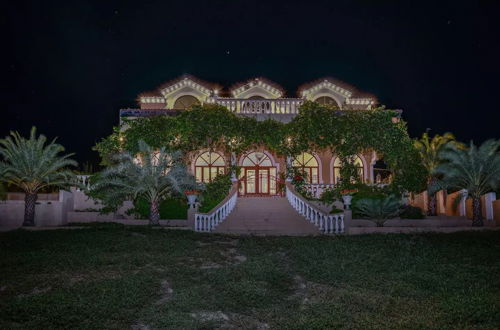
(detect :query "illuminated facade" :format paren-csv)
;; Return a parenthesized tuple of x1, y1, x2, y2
(121, 75, 391, 196)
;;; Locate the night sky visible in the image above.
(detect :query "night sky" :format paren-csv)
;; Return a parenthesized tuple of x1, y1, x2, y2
(3, 1, 499, 165)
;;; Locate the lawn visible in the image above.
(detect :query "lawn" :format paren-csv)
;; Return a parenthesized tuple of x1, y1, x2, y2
(0, 224, 499, 329)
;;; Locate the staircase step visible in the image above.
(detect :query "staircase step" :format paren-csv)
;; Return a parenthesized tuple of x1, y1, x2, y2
(213, 197, 320, 236)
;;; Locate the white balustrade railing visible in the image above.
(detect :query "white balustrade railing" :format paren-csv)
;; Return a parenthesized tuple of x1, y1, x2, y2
(286, 184, 344, 234)
(216, 98, 303, 115)
(195, 187, 238, 232)
(304, 184, 335, 199)
(76, 175, 91, 191)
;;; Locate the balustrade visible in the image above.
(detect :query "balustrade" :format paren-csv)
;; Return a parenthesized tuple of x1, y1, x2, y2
(286, 184, 344, 234)
(304, 184, 335, 199)
(76, 175, 91, 191)
(216, 98, 303, 115)
(195, 187, 237, 232)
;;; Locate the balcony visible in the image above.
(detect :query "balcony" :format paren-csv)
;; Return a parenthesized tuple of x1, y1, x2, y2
(215, 98, 304, 115)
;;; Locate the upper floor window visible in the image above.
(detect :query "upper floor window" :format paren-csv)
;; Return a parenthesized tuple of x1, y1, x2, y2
(314, 96, 339, 108)
(173, 95, 200, 110)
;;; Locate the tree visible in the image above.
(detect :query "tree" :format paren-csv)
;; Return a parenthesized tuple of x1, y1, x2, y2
(0, 127, 77, 226)
(414, 132, 462, 215)
(91, 141, 197, 225)
(433, 140, 500, 226)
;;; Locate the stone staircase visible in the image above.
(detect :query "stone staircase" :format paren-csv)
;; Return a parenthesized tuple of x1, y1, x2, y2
(213, 197, 320, 236)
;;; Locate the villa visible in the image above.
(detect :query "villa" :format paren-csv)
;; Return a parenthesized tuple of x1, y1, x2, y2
(120, 75, 392, 198)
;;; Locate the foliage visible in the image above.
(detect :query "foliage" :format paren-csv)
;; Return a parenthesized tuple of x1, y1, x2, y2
(0, 127, 77, 226)
(414, 132, 463, 178)
(319, 187, 340, 206)
(0, 182, 6, 201)
(128, 197, 188, 219)
(329, 206, 344, 214)
(198, 173, 232, 213)
(432, 140, 500, 226)
(399, 205, 425, 219)
(414, 132, 463, 215)
(94, 102, 428, 194)
(90, 141, 198, 225)
(354, 195, 401, 226)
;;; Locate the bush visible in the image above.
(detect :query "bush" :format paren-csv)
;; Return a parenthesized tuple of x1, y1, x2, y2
(198, 174, 232, 213)
(399, 205, 425, 219)
(354, 195, 401, 227)
(0, 183, 6, 201)
(129, 197, 188, 219)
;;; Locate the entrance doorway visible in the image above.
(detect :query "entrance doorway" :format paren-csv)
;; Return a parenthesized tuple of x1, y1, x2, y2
(239, 151, 277, 196)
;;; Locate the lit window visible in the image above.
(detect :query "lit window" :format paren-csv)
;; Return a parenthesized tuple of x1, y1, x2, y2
(194, 152, 225, 183)
(292, 152, 319, 184)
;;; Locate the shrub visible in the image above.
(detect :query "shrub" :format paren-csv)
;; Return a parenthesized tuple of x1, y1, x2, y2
(330, 207, 343, 214)
(354, 195, 401, 227)
(129, 197, 188, 219)
(0, 183, 6, 201)
(198, 174, 232, 213)
(399, 205, 425, 219)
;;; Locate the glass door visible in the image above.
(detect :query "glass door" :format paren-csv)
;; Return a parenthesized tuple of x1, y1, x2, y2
(259, 169, 269, 194)
(246, 169, 256, 194)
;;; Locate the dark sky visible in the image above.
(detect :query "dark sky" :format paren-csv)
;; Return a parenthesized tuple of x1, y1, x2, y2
(2, 0, 499, 165)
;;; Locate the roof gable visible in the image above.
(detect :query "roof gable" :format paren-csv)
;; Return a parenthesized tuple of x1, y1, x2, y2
(230, 78, 284, 98)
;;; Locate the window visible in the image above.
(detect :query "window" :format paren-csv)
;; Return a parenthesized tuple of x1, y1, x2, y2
(194, 152, 225, 183)
(241, 152, 273, 167)
(333, 155, 364, 184)
(292, 152, 319, 183)
(314, 96, 339, 108)
(173, 95, 200, 110)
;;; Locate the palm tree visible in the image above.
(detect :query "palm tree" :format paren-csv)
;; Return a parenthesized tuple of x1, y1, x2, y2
(91, 141, 197, 225)
(0, 127, 77, 226)
(414, 132, 462, 215)
(433, 140, 500, 226)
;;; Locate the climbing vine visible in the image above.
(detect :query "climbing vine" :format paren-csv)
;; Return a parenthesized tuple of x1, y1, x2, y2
(94, 102, 427, 193)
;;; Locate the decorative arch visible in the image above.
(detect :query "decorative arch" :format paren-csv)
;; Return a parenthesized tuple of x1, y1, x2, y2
(292, 152, 322, 183)
(194, 151, 226, 183)
(173, 94, 200, 110)
(313, 95, 340, 108)
(312, 92, 343, 108)
(238, 150, 277, 168)
(330, 154, 367, 184)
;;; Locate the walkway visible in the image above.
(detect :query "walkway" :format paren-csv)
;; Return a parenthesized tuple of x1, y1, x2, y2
(213, 197, 320, 236)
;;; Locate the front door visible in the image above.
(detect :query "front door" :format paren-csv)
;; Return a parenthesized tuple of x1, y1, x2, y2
(240, 167, 276, 196)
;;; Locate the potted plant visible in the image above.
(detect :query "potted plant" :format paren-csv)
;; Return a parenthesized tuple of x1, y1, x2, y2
(340, 189, 358, 209)
(184, 189, 200, 207)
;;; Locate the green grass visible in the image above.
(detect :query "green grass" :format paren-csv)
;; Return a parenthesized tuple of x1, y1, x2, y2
(1, 224, 499, 329)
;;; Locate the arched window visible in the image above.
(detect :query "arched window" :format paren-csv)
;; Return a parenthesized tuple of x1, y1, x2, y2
(314, 96, 339, 108)
(248, 95, 266, 100)
(195, 152, 225, 183)
(292, 152, 319, 183)
(173, 95, 199, 110)
(242, 152, 273, 167)
(333, 155, 364, 184)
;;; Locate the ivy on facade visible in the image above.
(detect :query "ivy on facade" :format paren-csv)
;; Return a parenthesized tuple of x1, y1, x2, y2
(93, 101, 427, 193)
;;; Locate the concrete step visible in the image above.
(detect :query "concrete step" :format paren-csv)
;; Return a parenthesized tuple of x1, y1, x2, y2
(213, 197, 320, 236)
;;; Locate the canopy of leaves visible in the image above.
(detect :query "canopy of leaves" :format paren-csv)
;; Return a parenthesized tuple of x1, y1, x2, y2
(0, 127, 77, 193)
(90, 141, 198, 212)
(432, 140, 500, 198)
(94, 102, 427, 193)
